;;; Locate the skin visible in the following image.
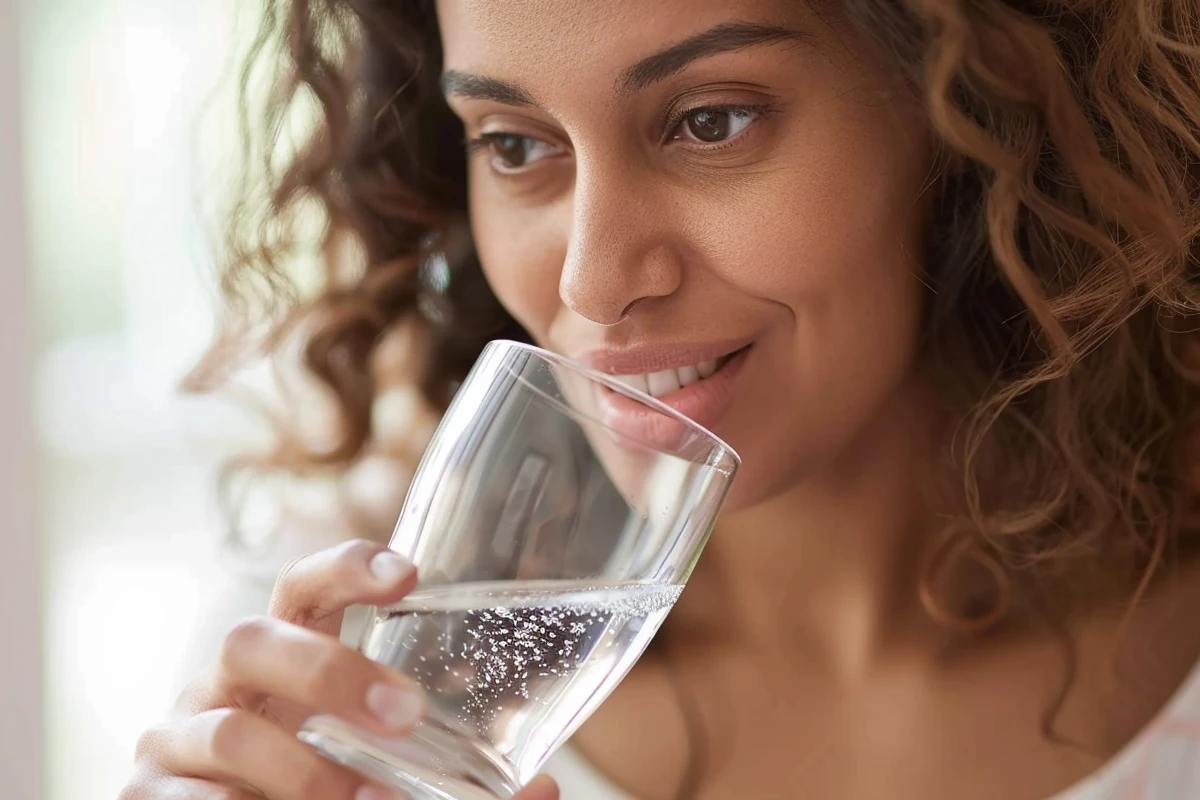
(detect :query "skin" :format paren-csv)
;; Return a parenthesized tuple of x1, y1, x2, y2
(124, 1, 1200, 798)
(444, 1, 1200, 797)
(120, 540, 558, 800)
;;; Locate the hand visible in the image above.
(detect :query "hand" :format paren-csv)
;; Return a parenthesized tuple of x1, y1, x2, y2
(119, 539, 560, 800)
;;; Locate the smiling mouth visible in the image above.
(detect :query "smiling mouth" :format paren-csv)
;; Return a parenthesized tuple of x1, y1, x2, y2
(607, 345, 750, 399)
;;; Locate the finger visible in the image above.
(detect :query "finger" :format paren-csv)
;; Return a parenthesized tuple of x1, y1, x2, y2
(150, 708, 403, 800)
(119, 772, 260, 800)
(270, 540, 417, 634)
(514, 775, 560, 800)
(175, 666, 233, 717)
(217, 615, 424, 736)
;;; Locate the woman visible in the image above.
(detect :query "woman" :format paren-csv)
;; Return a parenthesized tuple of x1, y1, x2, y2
(121, 0, 1200, 798)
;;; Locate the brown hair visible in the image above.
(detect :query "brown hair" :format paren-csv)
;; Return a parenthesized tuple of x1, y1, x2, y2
(190, 0, 1200, 628)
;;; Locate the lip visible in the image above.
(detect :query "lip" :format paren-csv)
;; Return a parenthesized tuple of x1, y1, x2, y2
(578, 336, 757, 376)
(594, 343, 753, 445)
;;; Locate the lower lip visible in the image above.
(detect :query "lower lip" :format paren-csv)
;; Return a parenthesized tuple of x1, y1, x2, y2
(598, 347, 751, 448)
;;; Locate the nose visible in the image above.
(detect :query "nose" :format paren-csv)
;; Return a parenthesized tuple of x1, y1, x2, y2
(558, 164, 683, 326)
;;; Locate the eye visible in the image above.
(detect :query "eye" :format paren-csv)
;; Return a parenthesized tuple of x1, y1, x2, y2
(671, 106, 762, 145)
(469, 132, 563, 173)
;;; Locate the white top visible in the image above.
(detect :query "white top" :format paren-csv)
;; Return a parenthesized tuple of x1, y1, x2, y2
(185, 572, 1200, 800)
(541, 658, 1200, 799)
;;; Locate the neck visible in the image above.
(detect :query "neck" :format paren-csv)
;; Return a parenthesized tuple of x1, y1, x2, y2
(675, 375, 949, 680)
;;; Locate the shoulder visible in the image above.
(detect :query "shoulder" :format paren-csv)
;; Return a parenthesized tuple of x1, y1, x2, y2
(1052, 657, 1200, 798)
(1057, 555, 1200, 798)
(542, 746, 637, 800)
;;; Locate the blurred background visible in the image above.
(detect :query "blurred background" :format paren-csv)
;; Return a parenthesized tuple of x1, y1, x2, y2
(3, 0, 324, 796)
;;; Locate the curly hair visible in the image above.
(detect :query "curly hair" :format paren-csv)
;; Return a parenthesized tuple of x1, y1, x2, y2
(189, 0, 1200, 631)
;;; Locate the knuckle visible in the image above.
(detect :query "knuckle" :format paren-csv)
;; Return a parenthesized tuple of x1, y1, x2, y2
(133, 722, 171, 763)
(175, 672, 221, 716)
(203, 708, 251, 763)
(117, 772, 175, 800)
(116, 778, 149, 800)
(218, 616, 274, 671)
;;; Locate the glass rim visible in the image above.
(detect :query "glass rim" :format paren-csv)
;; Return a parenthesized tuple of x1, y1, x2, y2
(488, 339, 741, 471)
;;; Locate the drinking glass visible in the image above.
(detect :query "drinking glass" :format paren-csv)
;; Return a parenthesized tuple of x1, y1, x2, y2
(299, 340, 738, 799)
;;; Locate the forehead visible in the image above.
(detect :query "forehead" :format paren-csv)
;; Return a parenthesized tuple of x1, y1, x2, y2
(435, 0, 812, 85)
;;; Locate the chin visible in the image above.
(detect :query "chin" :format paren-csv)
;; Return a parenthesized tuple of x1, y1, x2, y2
(706, 428, 809, 514)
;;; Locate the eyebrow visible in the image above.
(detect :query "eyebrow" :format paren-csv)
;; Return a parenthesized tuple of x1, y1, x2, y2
(619, 22, 807, 93)
(441, 71, 536, 106)
(440, 21, 807, 107)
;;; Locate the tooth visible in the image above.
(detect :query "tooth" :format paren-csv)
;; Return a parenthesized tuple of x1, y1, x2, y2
(614, 374, 649, 395)
(647, 369, 681, 397)
(697, 360, 717, 379)
(676, 365, 700, 387)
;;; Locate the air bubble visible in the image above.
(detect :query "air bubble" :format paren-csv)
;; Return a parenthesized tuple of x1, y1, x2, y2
(374, 583, 681, 748)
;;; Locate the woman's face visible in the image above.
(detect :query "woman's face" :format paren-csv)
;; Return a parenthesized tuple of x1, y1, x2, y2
(438, 0, 932, 508)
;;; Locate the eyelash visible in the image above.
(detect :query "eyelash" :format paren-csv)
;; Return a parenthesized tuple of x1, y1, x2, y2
(662, 102, 773, 146)
(465, 134, 507, 156)
(464, 101, 774, 174)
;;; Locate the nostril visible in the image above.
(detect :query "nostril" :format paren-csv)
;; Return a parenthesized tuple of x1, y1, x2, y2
(570, 304, 631, 327)
(559, 278, 634, 326)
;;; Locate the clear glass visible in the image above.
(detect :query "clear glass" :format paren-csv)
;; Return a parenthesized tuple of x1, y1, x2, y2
(299, 340, 738, 799)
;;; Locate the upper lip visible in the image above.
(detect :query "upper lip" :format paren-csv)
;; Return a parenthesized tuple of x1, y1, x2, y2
(577, 336, 755, 375)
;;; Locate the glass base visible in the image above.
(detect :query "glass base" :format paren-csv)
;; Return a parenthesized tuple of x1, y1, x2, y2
(299, 714, 520, 800)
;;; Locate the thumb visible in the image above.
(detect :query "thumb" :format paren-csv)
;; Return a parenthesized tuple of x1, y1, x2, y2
(268, 540, 417, 635)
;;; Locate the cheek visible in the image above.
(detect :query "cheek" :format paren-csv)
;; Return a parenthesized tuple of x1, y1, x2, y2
(469, 178, 569, 343)
(694, 104, 931, 500)
(698, 101, 929, 311)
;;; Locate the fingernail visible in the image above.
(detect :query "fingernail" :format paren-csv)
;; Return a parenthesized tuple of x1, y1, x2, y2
(366, 682, 424, 729)
(356, 786, 403, 800)
(369, 551, 412, 586)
